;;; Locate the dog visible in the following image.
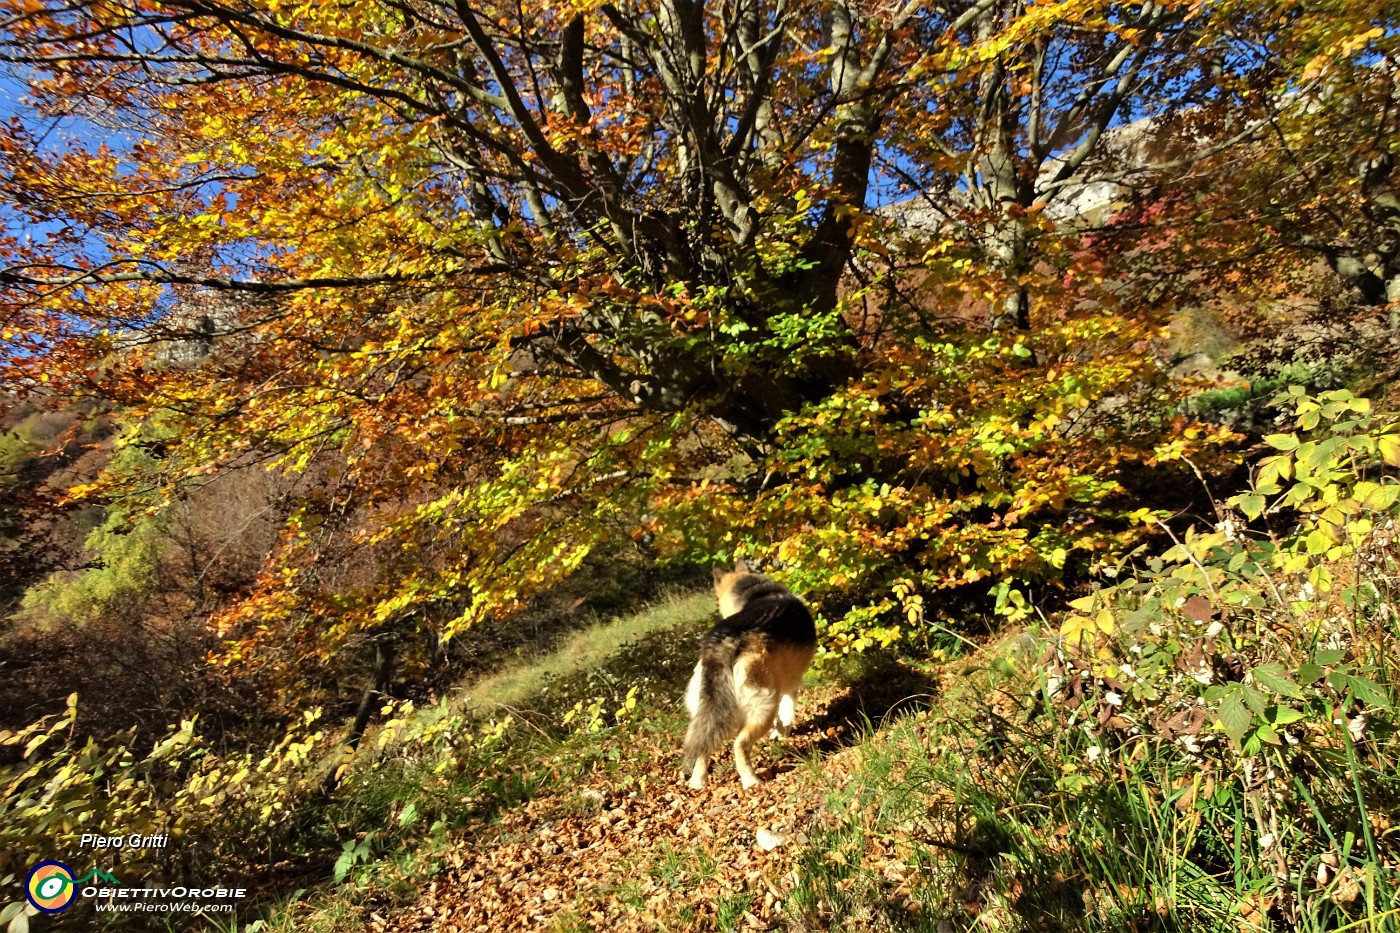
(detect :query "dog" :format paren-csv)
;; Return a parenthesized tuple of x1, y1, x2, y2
(682, 560, 817, 790)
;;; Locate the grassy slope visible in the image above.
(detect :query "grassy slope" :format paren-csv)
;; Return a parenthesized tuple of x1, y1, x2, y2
(451, 592, 714, 715)
(254, 591, 960, 932)
(253, 570, 1399, 933)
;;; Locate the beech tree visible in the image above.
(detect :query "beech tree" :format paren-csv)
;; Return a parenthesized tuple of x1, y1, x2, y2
(0, 0, 1374, 676)
(1141, 2, 1400, 310)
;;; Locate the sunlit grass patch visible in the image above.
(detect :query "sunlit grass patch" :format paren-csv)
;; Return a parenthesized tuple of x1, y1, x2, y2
(453, 590, 713, 714)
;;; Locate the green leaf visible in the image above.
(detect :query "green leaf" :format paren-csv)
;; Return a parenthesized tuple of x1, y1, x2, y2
(1357, 482, 1400, 512)
(1234, 491, 1266, 521)
(1267, 706, 1305, 726)
(1056, 773, 1092, 794)
(1257, 454, 1293, 488)
(1314, 649, 1347, 666)
(1264, 433, 1299, 451)
(1331, 673, 1391, 710)
(333, 845, 358, 884)
(0, 905, 22, 925)
(1297, 662, 1324, 685)
(1252, 662, 1303, 698)
(1304, 528, 1334, 554)
(1302, 437, 1346, 470)
(1216, 692, 1253, 745)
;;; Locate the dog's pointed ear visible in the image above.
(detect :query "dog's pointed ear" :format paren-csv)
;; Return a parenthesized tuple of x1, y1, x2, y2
(712, 565, 726, 586)
(734, 556, 750, 574)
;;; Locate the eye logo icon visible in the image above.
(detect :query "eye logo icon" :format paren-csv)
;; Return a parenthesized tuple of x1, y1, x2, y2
(24, 862, 119, 913)
(25, 861, 76, 913)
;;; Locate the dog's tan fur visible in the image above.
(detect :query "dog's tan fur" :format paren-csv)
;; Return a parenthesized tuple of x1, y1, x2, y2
(683, 562, 817, 790)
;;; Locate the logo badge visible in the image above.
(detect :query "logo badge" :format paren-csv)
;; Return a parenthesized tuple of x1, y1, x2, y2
(25, 861, 77, 913)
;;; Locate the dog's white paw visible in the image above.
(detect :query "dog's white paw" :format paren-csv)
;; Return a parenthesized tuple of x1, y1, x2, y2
(740, 773, 761, 790)
(688, 773, 708, 790)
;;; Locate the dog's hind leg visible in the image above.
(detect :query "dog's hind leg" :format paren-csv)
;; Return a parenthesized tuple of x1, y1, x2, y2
(771, 693, 796, 740)
(733, 718, 771, 789)
(733, 656, 779, 789)
(688, 753, 710, 790)
(769, 645, 814, 739)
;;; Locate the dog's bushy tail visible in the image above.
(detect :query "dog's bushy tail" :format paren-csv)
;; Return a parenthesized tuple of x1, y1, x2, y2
(683, 639, 742, 768)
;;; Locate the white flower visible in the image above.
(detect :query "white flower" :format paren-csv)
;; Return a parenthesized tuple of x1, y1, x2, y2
(1104, 691, 1124, 706)
(1118, 664, 1136, 680)
(1046, 676, 1063, 697)
(1191, 667, 1212, 685)
(1260, 833, 1276, 851)
(1174, 596, 1186, 609)
(1087, 745, 1102, 762)
(1206, 621, 1224, 638)
(1348, 714, 1368, 742)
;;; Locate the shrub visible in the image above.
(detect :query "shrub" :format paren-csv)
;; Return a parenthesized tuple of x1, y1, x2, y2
(655, 312, 1239, 657)
(1046, 386, 1400, 928)
(777, 391, 1399, 932)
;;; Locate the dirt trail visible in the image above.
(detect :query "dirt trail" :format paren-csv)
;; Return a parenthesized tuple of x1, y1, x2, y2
(377, 698, 862, 932)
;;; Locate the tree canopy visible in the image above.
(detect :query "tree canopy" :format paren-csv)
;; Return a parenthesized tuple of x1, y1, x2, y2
(1, 0, 1395, 679)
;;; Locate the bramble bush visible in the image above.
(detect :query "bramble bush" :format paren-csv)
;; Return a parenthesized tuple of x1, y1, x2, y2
(789, 387, 1400, 931)
(1042, 387, 1400, 928)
